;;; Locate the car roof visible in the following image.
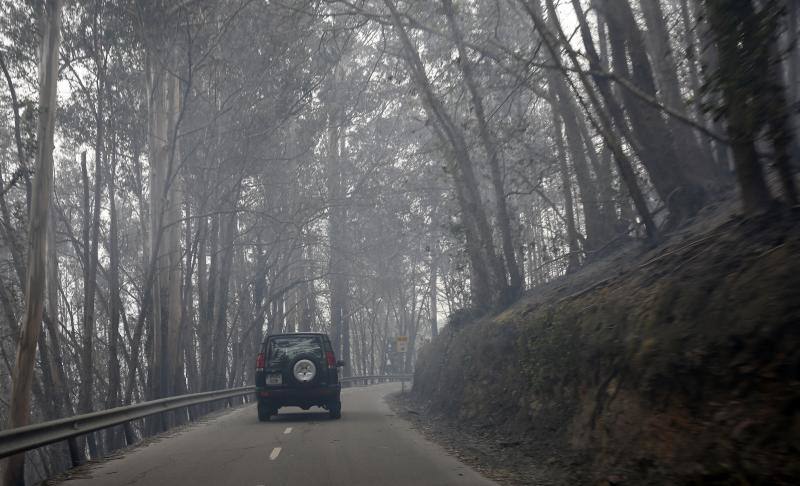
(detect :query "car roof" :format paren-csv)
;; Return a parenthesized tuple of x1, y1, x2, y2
(264, 332, 327, 342)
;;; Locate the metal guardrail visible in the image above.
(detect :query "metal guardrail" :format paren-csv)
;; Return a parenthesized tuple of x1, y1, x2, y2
(339, 374, 413, 386)
(0, 375, 412, 460)
(0, 386, 253, 460)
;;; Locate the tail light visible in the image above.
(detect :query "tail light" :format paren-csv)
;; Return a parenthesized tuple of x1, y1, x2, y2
(326, 351, 336, 368)
(256, 352, 265, 371)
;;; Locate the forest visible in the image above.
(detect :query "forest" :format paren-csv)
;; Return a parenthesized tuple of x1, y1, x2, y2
(0, 0, 798, 484)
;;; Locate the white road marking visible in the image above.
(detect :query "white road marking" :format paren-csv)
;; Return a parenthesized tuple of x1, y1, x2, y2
(284, 427, 292, 435)
(269, 447, 282, 460)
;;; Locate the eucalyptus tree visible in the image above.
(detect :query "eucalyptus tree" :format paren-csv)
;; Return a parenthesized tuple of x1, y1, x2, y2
(2, 1, 63, 484)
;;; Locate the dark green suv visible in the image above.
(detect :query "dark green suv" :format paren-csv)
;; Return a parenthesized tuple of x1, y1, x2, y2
(255, 332, 344, 421)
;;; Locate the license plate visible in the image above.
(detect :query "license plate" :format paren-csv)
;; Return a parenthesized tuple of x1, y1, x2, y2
(267, 374, 282, 385)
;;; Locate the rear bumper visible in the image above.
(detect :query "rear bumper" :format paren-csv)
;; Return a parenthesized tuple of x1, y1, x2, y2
(256, 384, 341, 406)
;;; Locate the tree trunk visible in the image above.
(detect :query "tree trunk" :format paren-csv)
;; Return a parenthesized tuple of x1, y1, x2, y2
(234, 244, 253, 388)
(673, 0, 717, 161)
(143, 37, 185, 430)
(552, 113, 581, 272)
(539, 6, 612, 252)
(694, 0, 732, 172)
(554, 87, 606, 251)
(104, 139, 124, 450)
(385, 0, 508, 311)
(212, 199, 237, 389)
(77, 20, 108, 455)
(0, 53, 29, 291)
(122, 145, 148, 444)
(704, 0, 773, 214)
(789, 0, 799, 136)
(297, 243, 312, 333)
(35, 317, 70, 472)
(442, 0, 522, 300)
(2, 1, 62, 484)
(768, 44, 800, 205)
(182, 194, 199, 394)
(165, 71, 185, 407)
(197, 213, 212, 391)
(326, 103, 346, 359)
(428, 206, 439, 340)
(145, 48, 166, 421)
(640, 0, 718, 182)
(145, 38, 184, 426)
(529, 0, 659, 240)
(45, 206, 83, 466)
(784, 0, 800, 162)
(598, 0, 709, 224)
(341, 287, 351, 377)
(78, 143, 102, 458)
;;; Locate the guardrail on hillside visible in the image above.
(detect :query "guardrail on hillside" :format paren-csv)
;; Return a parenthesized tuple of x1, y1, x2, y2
(0, 375, 412, 461)
(339, 374, 413, 387)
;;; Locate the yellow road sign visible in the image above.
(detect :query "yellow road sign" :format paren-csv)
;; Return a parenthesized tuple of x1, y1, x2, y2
(396, 336, 408, 353)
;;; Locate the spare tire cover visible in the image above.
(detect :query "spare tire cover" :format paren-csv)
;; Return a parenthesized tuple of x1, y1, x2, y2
(293, 359, 317, 383)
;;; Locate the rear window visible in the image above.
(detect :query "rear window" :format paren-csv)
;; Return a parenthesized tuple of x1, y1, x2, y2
(266, 336, 323, 365)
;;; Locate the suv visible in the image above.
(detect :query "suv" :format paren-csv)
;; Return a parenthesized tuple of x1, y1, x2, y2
(255, 332, 344, 421)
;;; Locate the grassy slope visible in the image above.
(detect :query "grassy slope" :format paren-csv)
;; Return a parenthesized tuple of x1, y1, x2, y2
(412, 209, 800, 484)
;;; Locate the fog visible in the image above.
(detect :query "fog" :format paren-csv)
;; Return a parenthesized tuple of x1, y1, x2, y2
(1, 0, 798, 484)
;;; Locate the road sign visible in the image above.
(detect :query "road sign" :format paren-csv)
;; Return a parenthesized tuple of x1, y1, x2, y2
(396, 336, 408, 353)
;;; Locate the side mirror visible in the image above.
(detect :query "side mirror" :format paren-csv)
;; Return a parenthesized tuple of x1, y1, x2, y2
(336, 360, 346, 368)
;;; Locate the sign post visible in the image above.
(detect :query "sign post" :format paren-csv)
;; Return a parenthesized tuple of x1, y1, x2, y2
(396, 336, 408, 392)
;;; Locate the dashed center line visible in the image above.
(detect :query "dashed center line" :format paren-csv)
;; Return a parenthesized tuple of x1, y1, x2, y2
(269, 447, 282, 460)
(284, 427, 292, 435)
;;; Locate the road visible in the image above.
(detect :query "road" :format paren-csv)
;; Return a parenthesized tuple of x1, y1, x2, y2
(58, 383, 495, 486)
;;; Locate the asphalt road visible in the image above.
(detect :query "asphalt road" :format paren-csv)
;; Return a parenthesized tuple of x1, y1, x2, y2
(58, 383, 495, 486)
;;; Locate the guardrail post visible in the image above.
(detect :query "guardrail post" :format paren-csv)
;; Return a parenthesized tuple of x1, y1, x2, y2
(68, 439, 84, 467)
(123, 422, 136, 447)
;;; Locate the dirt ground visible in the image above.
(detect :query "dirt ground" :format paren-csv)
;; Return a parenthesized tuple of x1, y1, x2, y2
(406, 204, 800, 485)
(387, 391, 589, 486)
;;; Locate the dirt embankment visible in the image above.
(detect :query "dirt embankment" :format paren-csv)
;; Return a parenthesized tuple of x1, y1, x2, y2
(410, 209, 800, 485)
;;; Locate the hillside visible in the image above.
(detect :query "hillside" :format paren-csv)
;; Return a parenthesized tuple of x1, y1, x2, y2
(406, 207, 800, 485)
